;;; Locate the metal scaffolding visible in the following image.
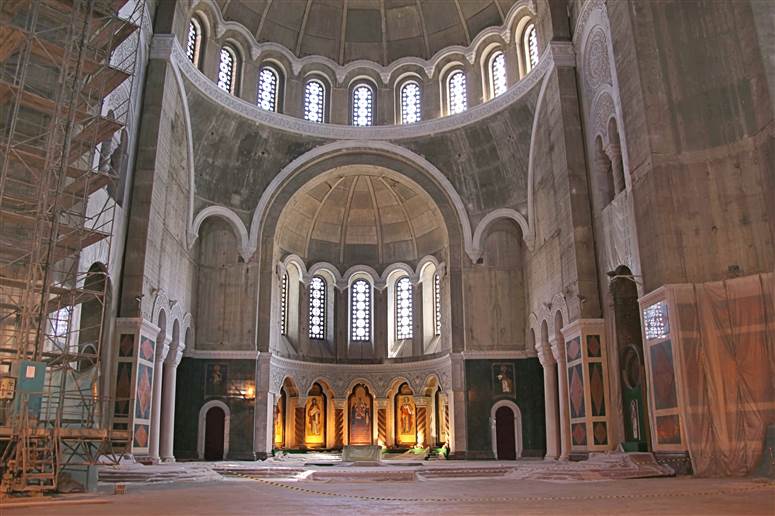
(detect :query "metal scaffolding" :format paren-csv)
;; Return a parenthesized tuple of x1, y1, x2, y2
(0, 0, 144, 492)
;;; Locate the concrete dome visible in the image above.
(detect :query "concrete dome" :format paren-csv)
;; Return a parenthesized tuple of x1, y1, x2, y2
(275, 167, 447, 269)
(214, 0, 520, 65)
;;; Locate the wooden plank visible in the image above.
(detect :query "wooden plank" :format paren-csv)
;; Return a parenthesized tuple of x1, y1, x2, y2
(0, 25, 25, 61)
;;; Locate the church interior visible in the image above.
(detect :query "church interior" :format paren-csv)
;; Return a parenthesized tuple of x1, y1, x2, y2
(0, 0, 773, 513)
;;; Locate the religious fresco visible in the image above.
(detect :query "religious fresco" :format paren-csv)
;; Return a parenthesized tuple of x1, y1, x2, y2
(205, 363, 227, 397)
(348, 384, 372, 445)
(395, 383, 417, 446)
(305, 383, 326, 447)
(492, 363, 515, 397)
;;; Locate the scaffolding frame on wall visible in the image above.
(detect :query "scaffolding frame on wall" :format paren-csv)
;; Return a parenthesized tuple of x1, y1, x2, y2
(0, 0, 144, 493)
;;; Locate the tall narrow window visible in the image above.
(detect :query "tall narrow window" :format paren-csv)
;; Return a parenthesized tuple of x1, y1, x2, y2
(350, 279, 371, 342)
(280, 272, 288, 335)
(433, 273, 441, 336)
(257, 65, 280, 112)
(351, 83, 374, 126)
(186, 17, 203, 68)
(399, 80, 421, 124)
(446, 69, 467, 115)
(524, 23, 539, 72)
(490, 50, 507, 97)
(308, 275, 326, 340)
(304, 78, 326, 123)
(395, 277, 413, 340)
(217, 45, 238, 94)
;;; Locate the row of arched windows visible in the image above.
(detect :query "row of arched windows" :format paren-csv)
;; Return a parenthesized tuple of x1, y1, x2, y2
(186, 16, 539, 126)
(278, 272, 442, 346)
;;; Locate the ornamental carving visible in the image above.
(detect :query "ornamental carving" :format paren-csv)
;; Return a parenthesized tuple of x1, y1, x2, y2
(583, 28, 611, 92)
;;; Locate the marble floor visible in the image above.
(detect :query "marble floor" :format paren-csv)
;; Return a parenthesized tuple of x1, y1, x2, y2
(3, 474, 774, 515)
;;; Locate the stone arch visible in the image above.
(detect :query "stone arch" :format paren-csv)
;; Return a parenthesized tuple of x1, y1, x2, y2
(471, 208, 532, 259)
(247, 141, 471, 261)
(150, 290, 171, 338)
(197, 399, 230, 460)
(190, 206, 251, 260)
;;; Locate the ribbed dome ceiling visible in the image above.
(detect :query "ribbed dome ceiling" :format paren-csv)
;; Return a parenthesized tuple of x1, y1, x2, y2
(215, 0, 520, 65)
(276, 170, 447, 268)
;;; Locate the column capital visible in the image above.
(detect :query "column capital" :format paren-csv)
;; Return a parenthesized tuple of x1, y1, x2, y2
(333, 399, 347, 410)
(549, 336, 565, 363)
(375, 398, 389, 409)
(534, 341, 556, 367)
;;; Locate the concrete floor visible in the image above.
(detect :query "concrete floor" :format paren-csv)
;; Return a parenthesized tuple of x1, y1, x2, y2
(4, 476, 774, 515)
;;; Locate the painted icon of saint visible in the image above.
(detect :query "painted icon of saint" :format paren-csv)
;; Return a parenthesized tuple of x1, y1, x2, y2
(308, 398, 322, 436)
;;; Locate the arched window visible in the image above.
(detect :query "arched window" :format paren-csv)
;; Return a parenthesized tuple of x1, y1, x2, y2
(433, 273, 441, 336)
(217, 45, 239, 94)
(186, 17, 204, 69)
(280, 271, 288, 335)
(399, 80, 421, 124)
(446, 69, 467, 115)
(524, 23, 539, 73)
(304, 78, 327, 123)
(395, 276, 413, 340)
(351, 82, 374, 126)
(257, 64, 281, 112)
(308, 275, 326, 340)
(350, 279, 372, 342)
(489, 50, 507, 98)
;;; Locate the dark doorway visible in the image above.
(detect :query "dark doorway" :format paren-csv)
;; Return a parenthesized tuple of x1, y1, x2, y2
(611, 265, 651, 451)
(204, 407, 225, 460)
(495, 406, 516, 460)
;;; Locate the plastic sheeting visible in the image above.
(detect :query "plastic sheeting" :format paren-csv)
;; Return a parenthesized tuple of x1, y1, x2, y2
(677, 273, 775, 476)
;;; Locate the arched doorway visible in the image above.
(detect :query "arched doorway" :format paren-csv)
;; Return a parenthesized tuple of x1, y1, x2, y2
(197, 400, 230, 460)
(610, 265, 650, 451)
(490, 400, 522, 460)
(204, 407, 225, 460)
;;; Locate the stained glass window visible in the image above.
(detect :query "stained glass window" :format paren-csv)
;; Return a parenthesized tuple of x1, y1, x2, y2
(257, 65, 279, 112)
(217, 45, 237, 94)
(280, 272, 288, 335)
(524, 23, 539, 72)
(400, 80, 421, 124)
(186, 18, 203, 68)
(490, 50, 507, 97)
(352, 83, 374, 126)
(447, 69, 467, 115)
(434, 273, 441, 336)
(308, 275, 326, 340)
(350, 279, 371, 342)
(304, 78, 326, 123)
(643, 301, 669, 340)
(395, 277, 413, 340)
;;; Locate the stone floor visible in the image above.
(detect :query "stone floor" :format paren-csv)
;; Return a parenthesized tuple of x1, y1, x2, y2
(3, 475, 774, 515)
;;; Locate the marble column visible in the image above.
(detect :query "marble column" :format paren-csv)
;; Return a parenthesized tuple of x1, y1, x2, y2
(550, 337, 571, 460)
(159, 346, 183, 462)
(537, 347, 560, 459)
(147, 334, 170, 462)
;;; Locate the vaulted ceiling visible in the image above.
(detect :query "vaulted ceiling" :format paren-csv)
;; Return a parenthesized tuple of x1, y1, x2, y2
(275, 168, 447, 268)
(214, 0, 519, 65)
